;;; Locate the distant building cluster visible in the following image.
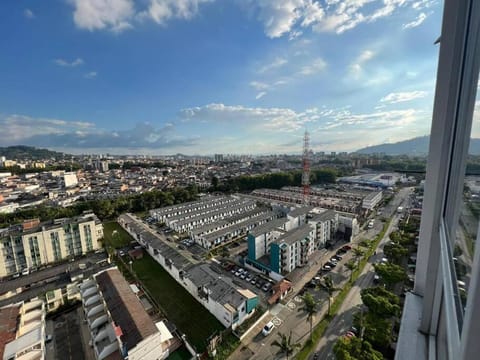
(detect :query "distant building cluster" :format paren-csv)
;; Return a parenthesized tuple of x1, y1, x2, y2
(0, 213, 103, 277)
(151, 195, 276, 249)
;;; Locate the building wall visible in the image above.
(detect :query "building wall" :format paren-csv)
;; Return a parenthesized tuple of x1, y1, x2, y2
(0, 217, 103, 276)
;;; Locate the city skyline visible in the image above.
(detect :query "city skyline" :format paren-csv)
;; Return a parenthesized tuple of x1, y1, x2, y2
(0, 0, 444, 154)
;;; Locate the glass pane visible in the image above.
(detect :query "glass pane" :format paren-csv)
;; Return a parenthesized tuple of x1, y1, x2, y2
(455, 76, 480, 312)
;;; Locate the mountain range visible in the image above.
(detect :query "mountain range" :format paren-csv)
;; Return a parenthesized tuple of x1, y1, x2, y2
(356, 135, 480, 155)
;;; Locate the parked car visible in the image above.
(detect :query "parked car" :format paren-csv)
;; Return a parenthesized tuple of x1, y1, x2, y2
(250, 278, 256, 285)
(45, 334, 53, 343)
(262, 283, 272, 292)
(332, 254, 342, 261)
(321, 265, 332, 272)
(21, 268, 30, 276)
(373, 274, 380, 284)
(262, 321, 274, 336)
(329, 257, 338, 264)
(256, 280, 264, 289)
(325, 261, 337, 268)
(246, 274, 253, 282)
(342, 245, 352, 251)
(240, 272, 247, 279)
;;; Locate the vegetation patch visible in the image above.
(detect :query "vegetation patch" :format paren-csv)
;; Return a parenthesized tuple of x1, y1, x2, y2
(131, 254, 224, 353)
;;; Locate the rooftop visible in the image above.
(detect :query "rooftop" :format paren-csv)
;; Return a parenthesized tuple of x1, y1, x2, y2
(96, 268, 158, 351)
(0, 304, 20, 358)
(275, 223, 314, 246)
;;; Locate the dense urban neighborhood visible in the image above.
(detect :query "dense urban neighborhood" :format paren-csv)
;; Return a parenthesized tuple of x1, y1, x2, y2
(0, 146, 454, 360)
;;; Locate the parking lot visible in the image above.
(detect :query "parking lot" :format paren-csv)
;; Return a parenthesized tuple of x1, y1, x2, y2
(217, 262, 274, 302)
(51, 308, 87, 360)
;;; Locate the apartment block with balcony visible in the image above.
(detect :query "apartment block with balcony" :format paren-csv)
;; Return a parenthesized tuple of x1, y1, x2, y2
(0, 213, 103, 277)
(246, 214, 316, 276)
(79, 267, 176, 360)
(308, 210, 339, 248)
(270, 223, 316, 275)
(0, 299, 46, 360)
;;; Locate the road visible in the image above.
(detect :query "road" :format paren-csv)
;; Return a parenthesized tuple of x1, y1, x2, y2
(311, 187, 413, 359)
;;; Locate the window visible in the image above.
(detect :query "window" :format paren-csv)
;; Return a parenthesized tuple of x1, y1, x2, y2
(397, 1, 480, 359)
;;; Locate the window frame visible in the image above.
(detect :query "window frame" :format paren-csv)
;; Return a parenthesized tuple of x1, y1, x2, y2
(413, 0, 480, 359)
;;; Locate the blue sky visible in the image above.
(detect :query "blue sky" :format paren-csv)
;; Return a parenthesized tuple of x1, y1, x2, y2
(0, 0, 445, 155)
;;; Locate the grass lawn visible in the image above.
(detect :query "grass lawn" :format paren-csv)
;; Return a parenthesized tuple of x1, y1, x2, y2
(103, 221, 135, 249)
(132, 254, 224, 352)
(167, 346, 192, 360)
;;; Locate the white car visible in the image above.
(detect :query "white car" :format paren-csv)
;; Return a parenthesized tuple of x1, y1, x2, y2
(262, 321, 274, 336)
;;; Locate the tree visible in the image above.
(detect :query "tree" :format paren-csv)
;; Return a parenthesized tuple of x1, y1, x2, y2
(211, 176, 219, 189)
(360, 287, 400, 318)
(352, 247, 364, 265)
(298, 293, 319, 342)
(333, 336, 383, 360)
(383, 242, 408, 265)
(320, 276, 337, 316)
(345, 260, 357, 283)
(373, 263, 407, 289)
(353, 312, 393, 351)
(271, 331, 301, 360)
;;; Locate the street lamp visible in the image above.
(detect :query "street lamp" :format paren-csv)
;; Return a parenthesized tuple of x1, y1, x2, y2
(129, 260, 133, 272)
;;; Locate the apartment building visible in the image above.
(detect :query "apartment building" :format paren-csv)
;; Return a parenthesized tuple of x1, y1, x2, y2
(308, 210, 339, 248)
(270, 223, 316, 275)
(80, 267, 177, 360)
(0, 213, 104, 277)
(0, 299, 46, 360)
(246, 212, 316, 276)
(118, 213, 258, 329)
(361, 190, 383, 210)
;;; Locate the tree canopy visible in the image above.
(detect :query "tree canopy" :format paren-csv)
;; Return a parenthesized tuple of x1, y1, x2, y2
(333, 336, 384, 360)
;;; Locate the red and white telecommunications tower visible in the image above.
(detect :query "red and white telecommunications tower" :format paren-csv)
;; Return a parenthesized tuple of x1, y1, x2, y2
(302, 130, 310, 205)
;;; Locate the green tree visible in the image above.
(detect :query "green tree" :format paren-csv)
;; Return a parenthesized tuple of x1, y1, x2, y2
(320, 276, 337, 316)
(345, 260, 357, 283)
(360, 287, 400, 317)
(298, 292, 319, 342)
(383, 242, 409, 265)
(271, 331, 301, 360)
(333, 336, 383, 360)
(211, 176, 219, 189)
(353, 312, 393, 351)
(352, 247, 364, 265)
(373, 263, 407, 289)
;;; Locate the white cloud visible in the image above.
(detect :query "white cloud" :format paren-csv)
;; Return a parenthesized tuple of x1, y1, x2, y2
(0, 114, 94, 143)
(84, 71, 98, 79)
(245, 0, 419, 39)
(256, 92, 267, 99)
(380, 90, 428, 103)
(250, 81, 270, 91)
(349, 50, 375, 77)
(179, 103, 312, 132)
(403, 12, 427, 29)
(70, 0, 135, 32)
(140, 0, 212, 25)
(24, 9, 35, 19)
(54, 58, 84, 67)
(258, 57, 288, 73)
(298, 58, 327, 75)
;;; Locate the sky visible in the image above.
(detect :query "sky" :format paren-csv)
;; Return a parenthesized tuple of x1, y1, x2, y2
(0, 0, 446, 155)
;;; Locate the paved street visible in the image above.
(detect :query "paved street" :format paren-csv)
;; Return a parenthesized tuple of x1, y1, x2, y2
(229, 187, 413, 360)
(312, 208, 404, 359)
